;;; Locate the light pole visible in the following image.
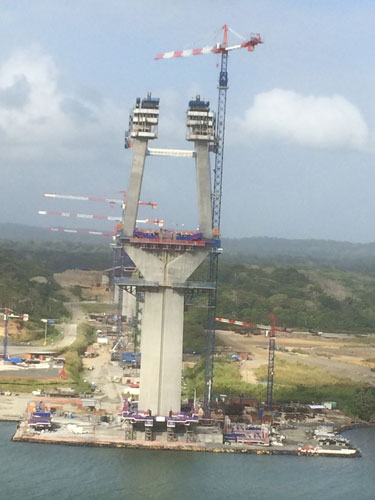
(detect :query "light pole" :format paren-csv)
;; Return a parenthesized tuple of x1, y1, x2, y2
(41, 319, 57, 345)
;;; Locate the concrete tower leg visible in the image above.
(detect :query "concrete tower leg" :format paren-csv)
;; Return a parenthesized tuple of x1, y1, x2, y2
(123, 139, 148, 235)
(195, 141, 213, 237)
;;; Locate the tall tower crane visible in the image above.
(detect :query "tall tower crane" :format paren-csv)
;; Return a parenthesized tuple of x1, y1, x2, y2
(216, 314, 291, 409)
(156, 25, 262, 413)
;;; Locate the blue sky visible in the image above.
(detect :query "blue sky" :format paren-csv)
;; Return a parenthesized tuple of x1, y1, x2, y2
(1, 0, 375, 241)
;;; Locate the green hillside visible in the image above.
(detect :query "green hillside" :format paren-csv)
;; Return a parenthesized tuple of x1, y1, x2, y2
(184, 261, 375, 351)
(216, 263, 375, 332)
(0, 247, 69, 340)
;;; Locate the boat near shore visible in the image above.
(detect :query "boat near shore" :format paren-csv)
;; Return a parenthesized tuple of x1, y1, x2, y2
(297, 445, 359, 457)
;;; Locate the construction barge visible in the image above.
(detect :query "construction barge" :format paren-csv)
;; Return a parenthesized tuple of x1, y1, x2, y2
(11, 428, 360, 457)
(9, 398, 360, 458)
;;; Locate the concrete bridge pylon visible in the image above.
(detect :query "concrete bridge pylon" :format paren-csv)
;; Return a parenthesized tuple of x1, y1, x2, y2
(118, 94, 216, 416)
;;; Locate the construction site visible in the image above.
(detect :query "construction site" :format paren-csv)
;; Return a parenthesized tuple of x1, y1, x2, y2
(3, 26, 366, 457)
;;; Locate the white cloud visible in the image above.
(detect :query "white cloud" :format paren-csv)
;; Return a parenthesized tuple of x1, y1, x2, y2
(0, 46, 124, 159)
(238, 88, 369, 151)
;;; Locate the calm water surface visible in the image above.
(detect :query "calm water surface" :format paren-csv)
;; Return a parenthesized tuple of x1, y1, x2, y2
(1, 423, 374, 500)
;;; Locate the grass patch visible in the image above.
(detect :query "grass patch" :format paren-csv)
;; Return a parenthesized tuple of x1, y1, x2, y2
(183, 356, 375, 419)
(184, 357, 262, 399)
(255, 358, 355, 386)
(0, 377, 72, 393)
(254, 358, 375, 420)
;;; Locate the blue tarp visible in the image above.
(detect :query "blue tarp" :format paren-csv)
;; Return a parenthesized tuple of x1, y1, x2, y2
(8, 357, 22, 363)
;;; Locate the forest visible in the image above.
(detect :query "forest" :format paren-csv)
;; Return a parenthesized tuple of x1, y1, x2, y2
(3, 236, 375, 345)
(1, 235, 375, 420)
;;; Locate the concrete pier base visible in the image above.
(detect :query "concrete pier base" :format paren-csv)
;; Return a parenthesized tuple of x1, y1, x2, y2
(124, 245, 209, 415)
(139, 288, 184, 415)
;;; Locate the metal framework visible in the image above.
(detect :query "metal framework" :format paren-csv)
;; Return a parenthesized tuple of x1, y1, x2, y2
(203, 48, 228, 414)
(155, 26, 262, 414)
(266, 313, 276, 409)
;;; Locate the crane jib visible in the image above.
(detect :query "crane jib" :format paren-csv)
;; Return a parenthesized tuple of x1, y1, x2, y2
(154, 25, 262, 415)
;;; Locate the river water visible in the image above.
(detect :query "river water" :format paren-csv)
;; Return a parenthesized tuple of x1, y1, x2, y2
(1, 423, 374, 499)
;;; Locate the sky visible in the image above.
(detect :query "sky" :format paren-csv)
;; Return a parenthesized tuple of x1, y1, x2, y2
(1, 0, 375, 242)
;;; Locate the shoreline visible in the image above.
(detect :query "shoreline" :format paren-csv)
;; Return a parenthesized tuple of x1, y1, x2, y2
(0, 397, 368, 458)
(12, 432, 360, 457)
(10, 426, 361, 458)
(338, 421, 375, 432)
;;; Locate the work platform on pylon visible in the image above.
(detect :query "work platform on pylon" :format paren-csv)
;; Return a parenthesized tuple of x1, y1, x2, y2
(117, 93, 217, 417)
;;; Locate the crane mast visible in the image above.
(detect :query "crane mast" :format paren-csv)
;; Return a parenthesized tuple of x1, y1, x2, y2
(155, 25, 262, 415)
(215, 314, 290, 411)
(266, 313, 276, 409)
(203, 38, 229, 414)
(213, 45, 228, 232)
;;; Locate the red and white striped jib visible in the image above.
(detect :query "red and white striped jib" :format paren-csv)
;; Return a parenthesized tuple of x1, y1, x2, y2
(47, 227, 113, 237)
(44, 193, 122, 204)
(215, 317, 257, 328)
(44, 193, 157, 209)
(155, 44, 220, 60)
(155, 34, 262, 61)
(39, 211, 163, 226)
(39, 210, 121, 222)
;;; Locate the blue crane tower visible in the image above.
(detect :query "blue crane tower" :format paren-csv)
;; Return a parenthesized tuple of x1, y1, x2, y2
(155, 25, 262, 414)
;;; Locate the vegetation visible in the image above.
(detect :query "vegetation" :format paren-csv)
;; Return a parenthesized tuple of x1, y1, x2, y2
(255, 358, 354, 387)
(1, 234, 375, 418)
(0, 377, 73, 393)
(0, 239, 112, 272)
(184, 357, 375, 421)
(0, 247, 69, 340)
(63, 323, 96, 390)
(80, 303, 114, 314)
(214, 264, 375, 332)
(183, 308, 208, 352)
(223, 236, 375, 275)
(184, 358, 261, 399)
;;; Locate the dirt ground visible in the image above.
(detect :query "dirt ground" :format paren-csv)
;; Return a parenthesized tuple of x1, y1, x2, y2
(82, 344, 126, 412)
(0, 394, 30, 420)
(216, 329, 375, 386)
